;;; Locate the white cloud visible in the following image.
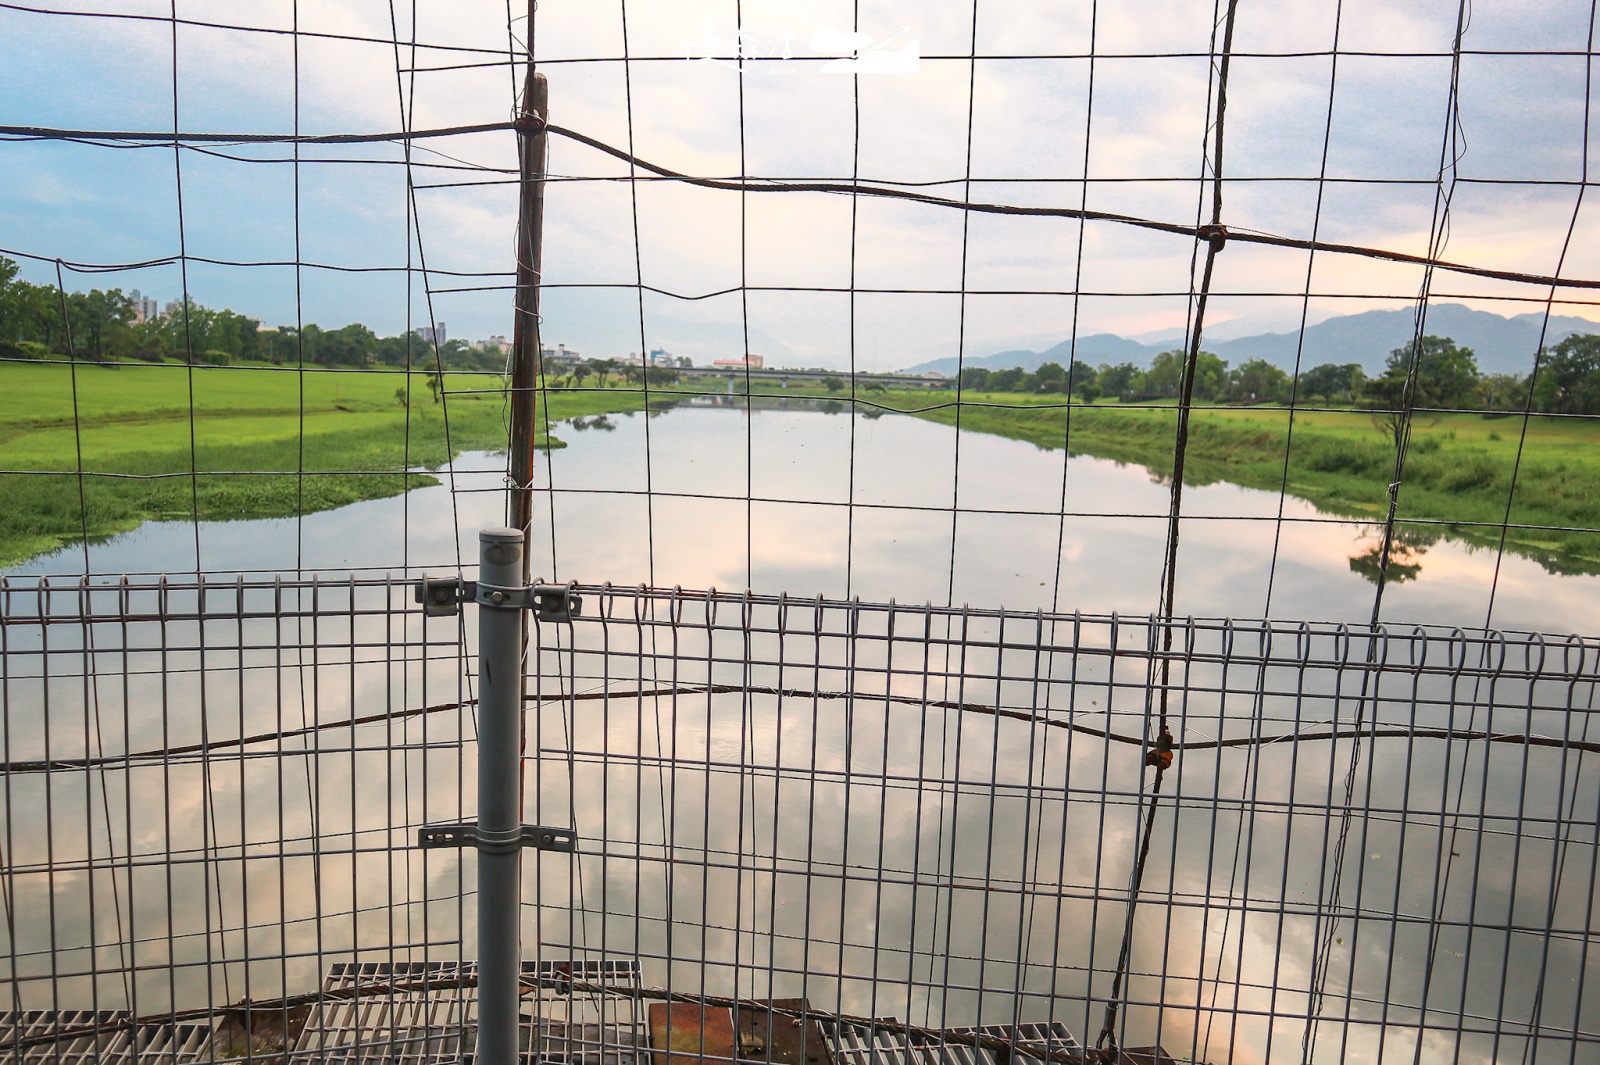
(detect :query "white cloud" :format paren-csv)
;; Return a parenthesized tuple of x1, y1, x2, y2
(5, 0, 1599, 351)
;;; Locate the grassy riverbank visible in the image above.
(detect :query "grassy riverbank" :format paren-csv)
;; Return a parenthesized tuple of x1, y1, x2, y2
(0, 360, 645, 567)
(6, 362, 1598, 576)
(885, 391, 1600, 574)
(557, 374, 1600, 574)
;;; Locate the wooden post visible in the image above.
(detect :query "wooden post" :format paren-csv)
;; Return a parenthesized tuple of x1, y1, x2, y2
(508, 69, 548, 583)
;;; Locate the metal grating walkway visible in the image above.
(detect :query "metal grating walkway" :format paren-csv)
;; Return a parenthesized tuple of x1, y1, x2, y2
(290, 960, 644, 1064)
(0, 1011, 213, 1064)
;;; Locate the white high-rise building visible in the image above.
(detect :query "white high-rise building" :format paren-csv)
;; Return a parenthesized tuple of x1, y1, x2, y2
(129, 289, 159, 324)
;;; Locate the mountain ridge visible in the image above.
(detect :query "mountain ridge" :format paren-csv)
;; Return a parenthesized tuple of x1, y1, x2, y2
(901, 304, 1600, 377)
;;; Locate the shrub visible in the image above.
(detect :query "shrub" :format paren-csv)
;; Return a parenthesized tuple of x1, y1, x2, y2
(1300, 440, 1387, 476)
(1439, 454, 1499, 493)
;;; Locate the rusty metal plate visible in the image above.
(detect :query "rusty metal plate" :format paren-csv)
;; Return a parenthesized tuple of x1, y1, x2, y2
(734, 999, 834, 1065)
(648, 1002, 737, 1065)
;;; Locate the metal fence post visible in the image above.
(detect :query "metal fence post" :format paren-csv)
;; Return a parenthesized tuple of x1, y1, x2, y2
(477, 526, 527, 1065)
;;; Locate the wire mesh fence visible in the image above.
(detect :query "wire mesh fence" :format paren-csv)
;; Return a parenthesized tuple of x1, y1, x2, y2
(2, 570, 1595, 1063)
(4, 2, 1600, 1063)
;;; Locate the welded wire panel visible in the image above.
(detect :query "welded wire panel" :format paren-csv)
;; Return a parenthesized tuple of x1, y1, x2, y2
(529, 585, 1600, 1065)
(0, 575, 476, 1043)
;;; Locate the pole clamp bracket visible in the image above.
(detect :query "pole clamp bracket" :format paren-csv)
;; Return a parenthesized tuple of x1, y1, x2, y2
(418, 823, 577, 854)
(414, 577, 581, 620)
(476, 581, 535, 610)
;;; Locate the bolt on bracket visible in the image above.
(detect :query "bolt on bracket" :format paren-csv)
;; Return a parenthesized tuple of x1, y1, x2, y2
(413, 577, 581, 621)
(533, 585, 582, 622)
(415, 576, 478, 617)
(417, 823, 577, 853)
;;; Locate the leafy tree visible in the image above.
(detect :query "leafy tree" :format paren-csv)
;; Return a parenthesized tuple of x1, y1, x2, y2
(436, 337, 474, 368)
(1532, 333, 1600, 414)
(1066, 360, 1097, 393)
(1142, 351, 1185, 397)
(989, 367, 1026, 391)
(1034, 361, 1067, 393)
(823, 374, 845, 392)
(1095, 362, 1142, 400)
(1144, 349, 1227, 401)
(1379, 335, 1480, 410)
(1230, 359, 1289, 403)
(375, 331, 418, 367)
(1075, 379, 1102, 404)
(1478, 372, 1528, 412)
(1368, 336, 1481, 444)
(959, 366, 991, 391)
(1298, 362, 1363, 404)
(265, 327, 302, 365)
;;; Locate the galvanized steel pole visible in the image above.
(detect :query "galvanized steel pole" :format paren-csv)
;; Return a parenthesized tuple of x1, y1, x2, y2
(476, 526, 528, 1065)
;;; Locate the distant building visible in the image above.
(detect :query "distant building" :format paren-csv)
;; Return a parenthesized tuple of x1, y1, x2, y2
(712, 354, 764, 369)
(540, 343, 581, 366)
(129, 290, 159, 325)
(419, 322, 447, 345)
(647, 347, 678, 368)
(481, 335, 510, 353)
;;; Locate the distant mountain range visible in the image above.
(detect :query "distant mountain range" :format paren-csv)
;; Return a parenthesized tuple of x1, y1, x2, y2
(902, 304, 1600, 377)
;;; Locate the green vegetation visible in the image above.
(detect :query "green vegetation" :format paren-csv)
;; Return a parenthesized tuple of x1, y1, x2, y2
(0, 254, 509, 371)
(959, 334, 1600, 418)
(6, 243, 1599, 577)
(0, 360, 644, 566)
(886, 395, 1600, 574)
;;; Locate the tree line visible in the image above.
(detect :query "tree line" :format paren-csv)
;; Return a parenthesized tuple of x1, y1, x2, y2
(956, 334, 1600, 416)
(0, 256, 503, 370)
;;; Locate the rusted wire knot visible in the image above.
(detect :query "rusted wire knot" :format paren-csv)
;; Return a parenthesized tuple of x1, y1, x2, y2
(1196, 223, 1229, 253)
(1143, 725, 1174, 771)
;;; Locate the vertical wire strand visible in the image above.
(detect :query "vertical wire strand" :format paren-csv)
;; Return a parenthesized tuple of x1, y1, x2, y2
(1306, 4, 1476, 1057)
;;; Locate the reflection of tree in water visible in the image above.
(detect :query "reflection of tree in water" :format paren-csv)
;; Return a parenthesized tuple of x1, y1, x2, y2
(1348, 527, 1438, 584)
(568, 415, 617, 432)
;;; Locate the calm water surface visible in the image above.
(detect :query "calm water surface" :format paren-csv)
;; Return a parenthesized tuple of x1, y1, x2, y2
(4, 406, 1596, 1065)
(15, 405, 1599, 635)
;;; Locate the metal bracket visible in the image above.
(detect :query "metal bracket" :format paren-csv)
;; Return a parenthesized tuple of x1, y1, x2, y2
(413, 577, 581, 621)
(532, 584, 582, 622)
(415, 576, 477, 617)
(476, 582, 535, 610)
(417, 823, 576, 853)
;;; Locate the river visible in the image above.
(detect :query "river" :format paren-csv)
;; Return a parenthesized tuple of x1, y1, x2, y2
(15, 404, 1599, 634)
(3, 405, 1596, 1064)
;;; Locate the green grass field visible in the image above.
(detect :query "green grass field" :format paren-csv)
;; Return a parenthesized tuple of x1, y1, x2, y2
(0, 360, 644, 566)
(5, 362, 1598, 575)
(874, 390, 1600, 574)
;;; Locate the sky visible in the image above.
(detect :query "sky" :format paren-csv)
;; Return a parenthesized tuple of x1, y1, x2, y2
(4, 0, 1600, 370)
